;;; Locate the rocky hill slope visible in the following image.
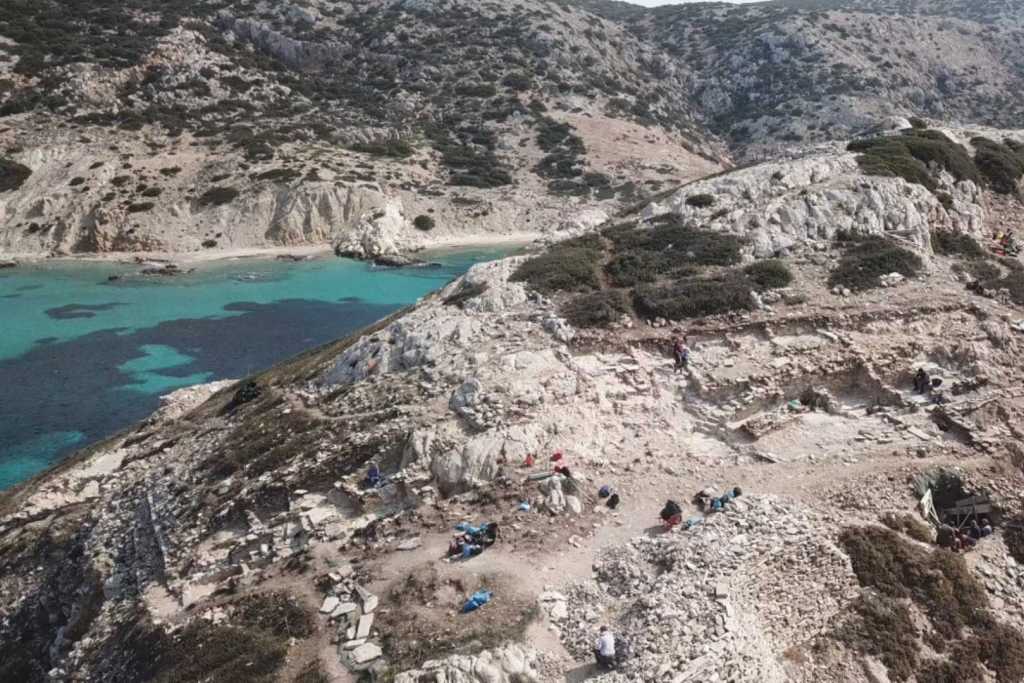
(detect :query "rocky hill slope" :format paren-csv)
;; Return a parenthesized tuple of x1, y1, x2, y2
(0, 0, 722, 258)
(1, 0, 1023, 257)
(591, 0, 1024, 158)
(2, 122, 1023, 681)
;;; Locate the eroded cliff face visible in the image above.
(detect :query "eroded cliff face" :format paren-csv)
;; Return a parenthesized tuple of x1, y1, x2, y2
(0, 119, 588, 258)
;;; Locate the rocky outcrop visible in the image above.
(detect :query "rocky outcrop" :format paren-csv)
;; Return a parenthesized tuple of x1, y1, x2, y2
(333, 200, 417, 260)
(647, 148, 987, 258)
(393, 644, 542, 683)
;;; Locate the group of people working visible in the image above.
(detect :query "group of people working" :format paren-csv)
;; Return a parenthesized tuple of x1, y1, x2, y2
(943, 517, 994, 552)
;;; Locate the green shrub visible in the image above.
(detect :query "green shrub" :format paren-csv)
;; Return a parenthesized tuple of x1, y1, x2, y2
(958, 259, 1002, 283)
(840, 526, 989, 640)
(0, 158, 31, 192)
(232, 592, 312, 639)
(455, 82, 497, 98)
(350, 139, 414, 158)
(838, 592, 920, 681)
(908, 116, 928, 129)
(743, 259, 793, 290)
(501, 72, 531, 91)
(413, 214, 435, 231)
(426, 123, 512, 188)
(970, 264, 1024, 305)
(602, 220, 745, 289)
(141, 187, 163, 198)
(605, 218, 743, 268)
(685, 193, 716, 208)
(202, 239, 218, 248)
(256, 168, 301, 183)
(931, 230, 985, 258)
(151, 622, 287, 683)
(198, 186, 239, 207)
(69, 176, 85, 186)
(561, 289, 630, 328)
(849, 130, 980, 190)
(510, 234, 603, 293)
(829, 236, 923, 291)
(127, 201, 155, 213)
(971, 137, 1024, 195)
(634, 273, 755, 320)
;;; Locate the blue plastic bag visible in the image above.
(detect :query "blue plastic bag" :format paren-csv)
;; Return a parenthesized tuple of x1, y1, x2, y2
(462, 590, 492, 613)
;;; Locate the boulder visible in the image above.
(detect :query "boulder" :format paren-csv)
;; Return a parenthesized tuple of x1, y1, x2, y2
(334, 200, 415, 260)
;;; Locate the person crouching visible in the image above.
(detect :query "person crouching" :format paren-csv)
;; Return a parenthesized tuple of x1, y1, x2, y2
(594, 625, 616, 670)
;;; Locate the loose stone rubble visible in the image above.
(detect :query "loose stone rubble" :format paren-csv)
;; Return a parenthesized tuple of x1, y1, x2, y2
(557, 496, 855, 682)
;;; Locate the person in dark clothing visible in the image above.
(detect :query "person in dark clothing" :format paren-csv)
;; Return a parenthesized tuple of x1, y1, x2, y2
(365, 461, 382, 488)
(660, 500, 683, 528)
(672, 336, 690, 373)
(913, 368, 930, 394)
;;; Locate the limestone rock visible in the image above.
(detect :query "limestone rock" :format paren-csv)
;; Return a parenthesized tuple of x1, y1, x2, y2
(393, 644, 541, 683)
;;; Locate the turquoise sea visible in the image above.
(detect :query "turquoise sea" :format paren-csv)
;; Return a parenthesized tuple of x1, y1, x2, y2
(0, 248, 508, 490)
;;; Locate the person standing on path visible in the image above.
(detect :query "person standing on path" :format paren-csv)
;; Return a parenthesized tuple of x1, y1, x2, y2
(672, 334, 689, 373)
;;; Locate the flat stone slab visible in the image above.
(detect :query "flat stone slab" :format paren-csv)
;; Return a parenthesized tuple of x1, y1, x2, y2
(320, 596, 340, 614)
(350, 642, 382, 665)
(330, 602, 358, 618)
(355, 585, 378, 613)
(356, 613, 374, 639)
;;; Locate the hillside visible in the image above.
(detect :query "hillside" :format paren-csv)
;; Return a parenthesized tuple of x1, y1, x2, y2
(0, 0, 722, 257)
(586, 0, 1024, 157)
(2, 120, 1024, 680)
(2, 0, 1023, 257)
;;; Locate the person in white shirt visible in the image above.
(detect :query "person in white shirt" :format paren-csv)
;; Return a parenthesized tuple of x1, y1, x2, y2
(594, 625, 616, 670)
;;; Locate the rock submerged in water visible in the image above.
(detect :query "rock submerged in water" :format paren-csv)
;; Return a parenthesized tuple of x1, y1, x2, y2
(0, 259, 18, 268)
(139, 263, 193, 277)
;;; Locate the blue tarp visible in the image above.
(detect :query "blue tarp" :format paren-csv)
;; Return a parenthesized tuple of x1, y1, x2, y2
(462, 590, 492, 613)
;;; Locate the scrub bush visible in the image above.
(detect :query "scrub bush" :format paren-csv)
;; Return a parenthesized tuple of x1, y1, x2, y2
(0, 158, 32, 192)
(971, 137, 1024, 195)
(743, 259, 793, 290)
(829, 236, 923, 291)
(634, 273, 754, 320)
(931, 229, 985, 258)
(849, 130, 980, 190)
(561, 289, 630, 328)
(198, 186, 239, 207)
(685, 193, 716, 208)
(413, 214, 435, 231)
(510, 234, 603, 293)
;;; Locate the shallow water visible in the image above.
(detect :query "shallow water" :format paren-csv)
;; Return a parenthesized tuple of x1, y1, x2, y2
(0, 248, 509, 489)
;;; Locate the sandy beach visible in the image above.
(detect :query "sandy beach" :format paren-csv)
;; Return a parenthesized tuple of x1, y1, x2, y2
(0, 232, 543, 268)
